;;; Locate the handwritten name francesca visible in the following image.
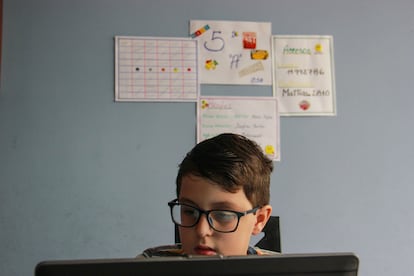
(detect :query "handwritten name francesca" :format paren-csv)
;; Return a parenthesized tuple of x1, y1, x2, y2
(283, 45, 311, 55)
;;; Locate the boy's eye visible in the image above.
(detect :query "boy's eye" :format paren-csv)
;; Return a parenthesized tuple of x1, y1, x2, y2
(181, 206, 198, 218)
(211, 211, 237, 223)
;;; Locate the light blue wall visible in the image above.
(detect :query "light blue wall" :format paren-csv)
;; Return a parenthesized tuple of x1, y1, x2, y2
(1, 0, 413, 275)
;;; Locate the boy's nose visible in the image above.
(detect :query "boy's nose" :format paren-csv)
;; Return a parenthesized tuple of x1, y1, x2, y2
(194, 214, 214, 237)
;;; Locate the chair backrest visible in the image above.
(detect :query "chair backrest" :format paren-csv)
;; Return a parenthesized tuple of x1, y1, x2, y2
(254, 216, 281, 252)
(174, 216, 281, 253)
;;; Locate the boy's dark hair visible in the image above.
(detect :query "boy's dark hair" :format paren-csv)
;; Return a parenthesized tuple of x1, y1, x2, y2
(176, 133, 273, 207)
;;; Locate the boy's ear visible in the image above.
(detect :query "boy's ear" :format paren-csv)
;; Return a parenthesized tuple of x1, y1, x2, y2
(252, 205, 272, 235)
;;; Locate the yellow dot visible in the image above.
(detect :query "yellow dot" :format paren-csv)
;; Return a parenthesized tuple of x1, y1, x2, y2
(265, 145, 275, 155)
(315, 44, 323, 52)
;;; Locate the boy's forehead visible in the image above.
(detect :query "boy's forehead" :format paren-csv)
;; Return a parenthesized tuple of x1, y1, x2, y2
(179, 174, 252, 209)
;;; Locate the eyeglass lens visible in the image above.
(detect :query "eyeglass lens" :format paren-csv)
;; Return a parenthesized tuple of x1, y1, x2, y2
(171, 204, 239, 232)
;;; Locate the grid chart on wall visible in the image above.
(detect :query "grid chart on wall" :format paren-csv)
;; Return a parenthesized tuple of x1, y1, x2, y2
(115, 36, 199, 102)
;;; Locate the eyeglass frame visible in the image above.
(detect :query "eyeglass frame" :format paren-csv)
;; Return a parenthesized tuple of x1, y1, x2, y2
(168, 198, 259, 233)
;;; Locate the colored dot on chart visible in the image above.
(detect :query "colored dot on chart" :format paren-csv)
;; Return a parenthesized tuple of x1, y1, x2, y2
(161, 68, 166, 72)
(187, 68, 191, 72)
(135, 67, 140, 71)
(173, 68, 179, 72)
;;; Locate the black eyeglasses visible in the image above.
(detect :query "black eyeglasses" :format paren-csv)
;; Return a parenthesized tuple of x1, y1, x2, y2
(168, 199, 259, 233)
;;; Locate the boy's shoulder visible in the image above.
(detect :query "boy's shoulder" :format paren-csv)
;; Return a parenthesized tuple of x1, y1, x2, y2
(253, 246, 280, 255)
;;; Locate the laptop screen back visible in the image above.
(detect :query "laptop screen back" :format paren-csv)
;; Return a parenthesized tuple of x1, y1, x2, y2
(35, 252, 359, 276)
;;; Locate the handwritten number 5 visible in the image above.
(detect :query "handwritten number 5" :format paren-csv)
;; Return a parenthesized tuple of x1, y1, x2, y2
(204, 31, 225, 52)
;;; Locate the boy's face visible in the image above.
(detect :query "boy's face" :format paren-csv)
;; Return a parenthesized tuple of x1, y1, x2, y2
(178, 173, 270, 256)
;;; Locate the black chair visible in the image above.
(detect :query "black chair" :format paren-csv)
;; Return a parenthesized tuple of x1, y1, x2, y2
(254, 216, 281, 252)
(174, 216, 281, 253)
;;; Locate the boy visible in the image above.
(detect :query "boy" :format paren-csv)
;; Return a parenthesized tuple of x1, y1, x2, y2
(141, 133, 276, 257)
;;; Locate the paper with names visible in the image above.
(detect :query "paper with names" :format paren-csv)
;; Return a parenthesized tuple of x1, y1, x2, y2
(190, 20, 272, 85)
(272, 35, 336, 116)
(198, 97, 280, 161)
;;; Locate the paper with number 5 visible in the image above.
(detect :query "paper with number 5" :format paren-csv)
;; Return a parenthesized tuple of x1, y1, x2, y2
(190, 20, 272, 85)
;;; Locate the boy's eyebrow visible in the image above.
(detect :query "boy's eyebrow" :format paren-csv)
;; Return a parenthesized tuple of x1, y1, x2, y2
(209, 201, 240, 210)
(178, 197, 243, 210)
(178, 197, 197, 206)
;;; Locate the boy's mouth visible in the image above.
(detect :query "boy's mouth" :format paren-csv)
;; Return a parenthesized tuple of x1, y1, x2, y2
(193, 245, 217, 256)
